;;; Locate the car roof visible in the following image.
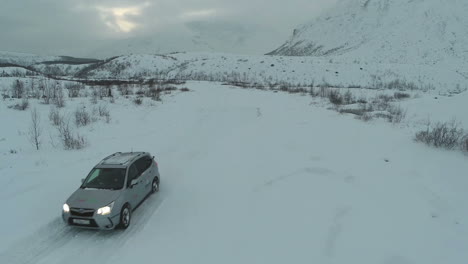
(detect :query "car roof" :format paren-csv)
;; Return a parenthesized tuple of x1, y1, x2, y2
(97, 152, 148, 167)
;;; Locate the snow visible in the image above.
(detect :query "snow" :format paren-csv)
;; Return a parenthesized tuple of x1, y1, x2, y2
(0, 82, 467, 264)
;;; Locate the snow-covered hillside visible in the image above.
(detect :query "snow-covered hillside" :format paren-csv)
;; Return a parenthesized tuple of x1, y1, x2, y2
(0, 51, 61, 67)
(0, 82, 467, 264)
(79, 52, 467, 94)
(0, 51, 101, 70)
(268, 0, 468, 66)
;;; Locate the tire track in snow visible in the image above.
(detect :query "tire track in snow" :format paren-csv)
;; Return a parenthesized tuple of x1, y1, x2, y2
(323, 207, 350, 259)
(0, 193, 166, 264)
(64, 194, 167, 264)
(253, 167, 334, 192)
(0, 217, 82, 264)
(54, 193, 167, 264)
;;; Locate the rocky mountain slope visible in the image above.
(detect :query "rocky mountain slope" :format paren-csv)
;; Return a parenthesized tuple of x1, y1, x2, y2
(267, 0, 468, 66)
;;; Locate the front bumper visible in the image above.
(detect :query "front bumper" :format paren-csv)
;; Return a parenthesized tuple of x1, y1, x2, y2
(62, 210, 120, 230)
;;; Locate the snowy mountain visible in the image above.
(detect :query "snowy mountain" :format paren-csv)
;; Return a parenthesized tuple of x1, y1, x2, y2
(0, 51, 100, 68)
(0, 51, 62, 67)
(267, 0, 468, 65)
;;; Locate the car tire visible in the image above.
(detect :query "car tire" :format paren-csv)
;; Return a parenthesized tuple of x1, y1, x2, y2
(117, 204, 131, 229)
(151, 177, 159, 194)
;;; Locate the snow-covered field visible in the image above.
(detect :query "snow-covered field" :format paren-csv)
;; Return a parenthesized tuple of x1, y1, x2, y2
(1, 82, 467, 264)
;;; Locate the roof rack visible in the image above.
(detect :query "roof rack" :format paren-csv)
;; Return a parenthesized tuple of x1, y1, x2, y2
(99, 152, 146, 166)
(102, 152, 122, 162)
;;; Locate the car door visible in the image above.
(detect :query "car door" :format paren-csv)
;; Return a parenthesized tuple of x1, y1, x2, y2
(126, 163, 144, 208)
(135, 156, 152, 197)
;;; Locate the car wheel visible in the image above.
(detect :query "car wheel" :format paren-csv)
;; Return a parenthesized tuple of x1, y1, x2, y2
(151, 177, 159, 194)
(117, 204, 131, 229)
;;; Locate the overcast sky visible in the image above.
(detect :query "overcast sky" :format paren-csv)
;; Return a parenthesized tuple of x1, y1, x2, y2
(0, 0, 337, 57)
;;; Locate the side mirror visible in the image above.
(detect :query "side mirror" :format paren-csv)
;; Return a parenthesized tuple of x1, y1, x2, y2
(81, 178, 85, 183)
(130, 179, 139, 188)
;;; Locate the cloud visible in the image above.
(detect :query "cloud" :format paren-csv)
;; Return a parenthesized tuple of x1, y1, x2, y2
(0, 0, 337, 57)
(96, 3, 150, 33)
(179, 9, 219, 20)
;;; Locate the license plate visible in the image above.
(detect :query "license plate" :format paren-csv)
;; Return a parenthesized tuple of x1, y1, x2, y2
(73, 219, 90, 225)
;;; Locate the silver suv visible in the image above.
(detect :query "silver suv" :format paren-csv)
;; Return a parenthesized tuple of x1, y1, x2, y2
(62, 152, 160, 230)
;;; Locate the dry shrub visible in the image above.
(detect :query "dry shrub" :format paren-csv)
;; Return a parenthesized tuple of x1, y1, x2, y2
(57, 119, 87, 150)
(49, 106, 63, 126)
(415, 120, 464, 149)
(74, 107, 91, 127)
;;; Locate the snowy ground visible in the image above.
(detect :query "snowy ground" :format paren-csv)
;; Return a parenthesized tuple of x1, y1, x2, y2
(0, 82, 467, 264)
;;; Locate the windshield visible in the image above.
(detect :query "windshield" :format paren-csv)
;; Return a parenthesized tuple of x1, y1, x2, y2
(81, 168, 126, 190)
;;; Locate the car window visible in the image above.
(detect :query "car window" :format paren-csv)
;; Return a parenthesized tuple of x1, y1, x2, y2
(135, 156, 151, 173)
(87, 169, 100, 182)
(82, 168, 126, 190)
(126, 163, 139, 187)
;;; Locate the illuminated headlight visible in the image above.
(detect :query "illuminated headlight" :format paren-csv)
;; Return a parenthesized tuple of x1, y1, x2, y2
(97, 202, 114, 216)
(63, 203, 70, 213)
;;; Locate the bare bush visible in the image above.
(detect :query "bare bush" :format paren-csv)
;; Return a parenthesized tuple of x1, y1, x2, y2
(89, 87, 99, 104)
(98, 86, 108, 99)
(358, 113, 373, 122)
(371, 95, 392, 111)
(133, 98, 143, 105)
(29, 78, 41, 99)
(370, 76, 424, 91)
(357, 96, 367, 104)
(136, 88, 145, 96)
(339, 108, 368, 116)
(11, 80, 25, 98)
(180, 87, 190, 92)
(56, 119, 87, 150)
(74, 107, 91, 127)
(328, 90, 343, 106)
(10, 98, 29, 111)
(118, 85, 130, 96)
(394, 92, 411, 100)
(95, 104, 111, 123)
(49, 106, 63, 126)
(42, 80, 52, 104)
(28, 108, 42, 150)
(415, 121, 464, 149)
(65, 83, 83, 98)
(309, 87, 318, 97)
(343, 90, 356, 104)
(53, 85, 66, 108)
(387, 105, 406, 123)
(97, 104, 109, 116)
(462, 135, 468, 152)
(377, 94, 394, 103)
(147, 87, 161, 101)
(319, 87, 329, 98)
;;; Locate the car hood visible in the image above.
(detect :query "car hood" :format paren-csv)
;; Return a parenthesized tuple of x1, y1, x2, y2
(67, 188, 121, 209)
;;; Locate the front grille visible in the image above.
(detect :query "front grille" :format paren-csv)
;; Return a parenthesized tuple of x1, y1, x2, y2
(70, 208, 95, 217)
(68, 218, 99, 228)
